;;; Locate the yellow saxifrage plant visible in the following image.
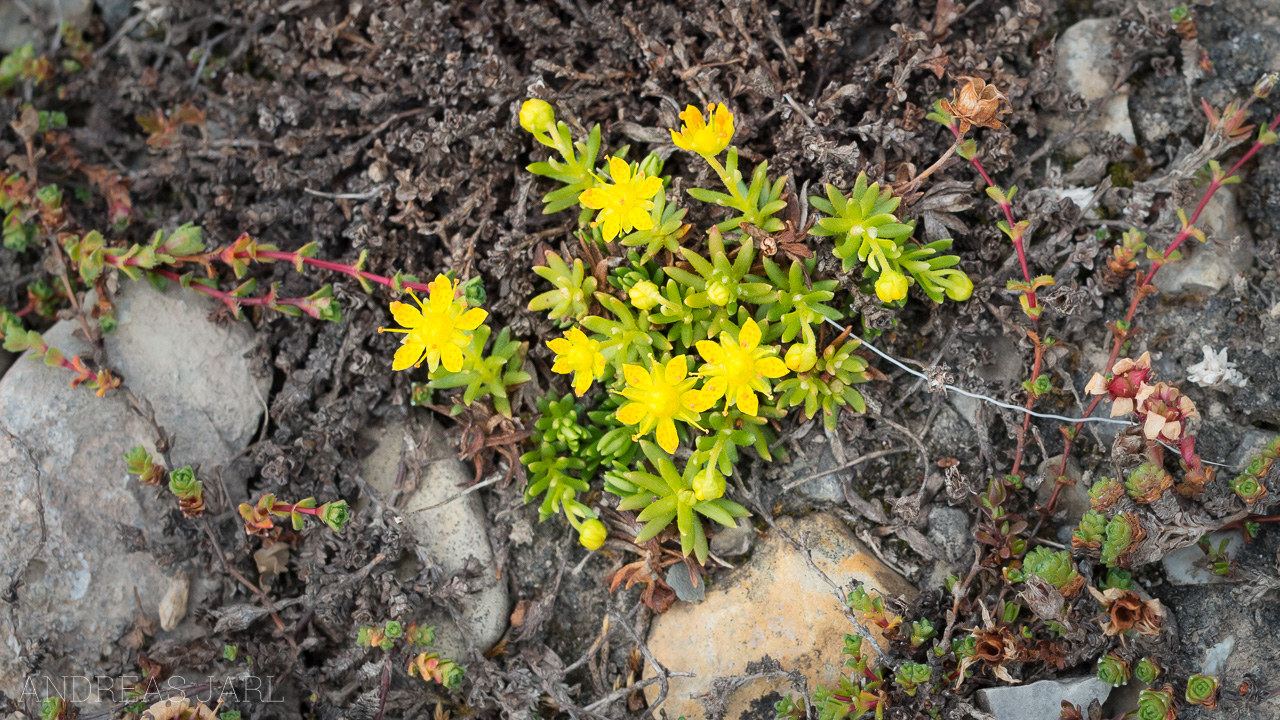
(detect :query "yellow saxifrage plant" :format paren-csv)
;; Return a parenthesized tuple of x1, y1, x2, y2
(509, 98, 975, 558)
(380, 274, 487, 372)
(379, 273, 530, 417)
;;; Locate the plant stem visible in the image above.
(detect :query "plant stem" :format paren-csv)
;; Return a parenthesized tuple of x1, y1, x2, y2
(1011, 335, 1046, 478)
(272, 502, 322, 517)
(150, 268, 319, 316)
(1044, 110, 1280, 514)
(254, 249, 438, 293)
(948, 125, 1038, 316)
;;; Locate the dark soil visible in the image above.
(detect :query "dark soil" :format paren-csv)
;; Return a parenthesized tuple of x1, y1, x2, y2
(4, 0, 1280, 718)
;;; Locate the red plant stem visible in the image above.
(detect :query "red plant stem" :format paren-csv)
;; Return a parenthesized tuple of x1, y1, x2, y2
(271, 503, 322, 516)
(150, 269, 314, 315)
(13, 300, 35, 317)
(1044, 110, 1280, 514)
(255, 249, 436, 293)
(1010, 337, 1046, 478)
(949, 124, 1038, 315)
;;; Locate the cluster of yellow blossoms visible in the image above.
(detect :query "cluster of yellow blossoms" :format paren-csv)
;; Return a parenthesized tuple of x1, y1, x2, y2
(548, 317, 786, 453)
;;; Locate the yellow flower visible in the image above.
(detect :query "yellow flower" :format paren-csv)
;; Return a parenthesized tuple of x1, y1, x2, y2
(615, 355, 713, 453)
(695, 318, 788, 416)
(875, 268, 909, 303)
(379, 274, 487, 372)
(547, 327, 607, 396)
(670, 103, 735, 157)
(579, 157, 663, 242)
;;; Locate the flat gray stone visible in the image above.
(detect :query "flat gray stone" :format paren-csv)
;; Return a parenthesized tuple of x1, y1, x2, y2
(0, 0, 93, 52)
(1162, 531, 1246, 585)
(926, 506, 971, 562)
(1055, 19, 1136, 145)
(359, 414, 509, 660)
(709, 520, 754, 558)
(977, 676, 1113, 720)
(1153, 187, 1253, 298)
(0, 282, 267, 697)
(665, 564, 705, 603)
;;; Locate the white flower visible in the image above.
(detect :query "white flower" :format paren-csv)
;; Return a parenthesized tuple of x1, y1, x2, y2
(1186, 345, 1247, 388)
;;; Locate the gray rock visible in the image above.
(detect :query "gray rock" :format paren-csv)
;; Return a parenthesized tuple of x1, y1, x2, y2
(1162, 531, 1246, 585)
(977, 676, 1113, 720)
(664, 564, 705, 603)
(1153, 187, 1254, 298)
(1037, 455, 1088, 525)
(926, 506, 971, 562)
(95, 0, 132, 33)
(358, 414, 509, 660)
(1055, 19, 1136, 146)
(783, 434, 845, 503)
(0, 282, 267, 697)
(709, 520, 754, 558)
(1229, 429, 1278, 471)
(0, 0, 93, 53)
(1203, 635, 1235, 676)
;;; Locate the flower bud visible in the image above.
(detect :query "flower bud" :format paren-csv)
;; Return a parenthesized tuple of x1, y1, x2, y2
(319, 500, 352, 532)
(874, 269, 909, 303)
(785, 343, 816, 372)
(693, 467, 725, 501)
(628, 280, 662, 310)
(706, 280, 731, 306)
(1255, 73, 1277, 99)
(519, 98, 556, 135)
(579, 518, 608, 549)
(945, 273, 974, 301)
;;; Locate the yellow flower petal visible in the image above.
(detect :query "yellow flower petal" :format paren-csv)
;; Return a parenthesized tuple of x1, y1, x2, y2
(637, 175, 664, 199)
(664, 357, 687, 384)
(389, 301, 423, 330)
(628, 207, 655, 232)
(622, 364, 648, 387)
(457, 307, 487, 331)
(736, 386, 759, 416)
(616, 402, 647, 425)
(739, 318, 761, 348)
(440, 343, 464, 373)
(547, 337, 571, 354)
(579, 187, 608, 210)
(695, 340, 724, 364)
(429, 275, 455, 313)
(607, 156, 631, 184)
(573, 372, 593, 396)
(757, 356, 788, 379)
(600, 216, 620, 242)
(679, 105, 705, 131)
(686, 389, 716, 413)
(392, 343, 424, 371)
(670, 129, 693, 151)
(656, 418, 679, 453)
(701, 376, 727, 401)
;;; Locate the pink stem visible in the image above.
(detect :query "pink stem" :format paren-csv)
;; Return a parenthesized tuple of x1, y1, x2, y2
(256, 250, 435, 293)
(151, 269, 313, 315)
(948, 125, 1038, 314)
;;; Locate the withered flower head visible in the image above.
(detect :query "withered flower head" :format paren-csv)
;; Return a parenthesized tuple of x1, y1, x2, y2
(1085, 352, 1152, 417)
(957, 602, 1022, 686)
(1134, 382, 1198, 442)
(940, 77, 1011, 133)
(1089, 587, 1165, 638)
